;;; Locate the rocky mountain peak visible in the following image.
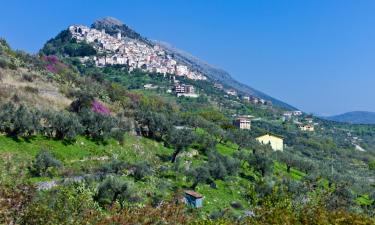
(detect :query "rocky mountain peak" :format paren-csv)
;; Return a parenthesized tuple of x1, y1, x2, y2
(92, 16, 124, 27)
(91, 17, 145, 42)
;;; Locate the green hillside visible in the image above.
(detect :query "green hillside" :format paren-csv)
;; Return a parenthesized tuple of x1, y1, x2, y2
(1, 34, 375, 225)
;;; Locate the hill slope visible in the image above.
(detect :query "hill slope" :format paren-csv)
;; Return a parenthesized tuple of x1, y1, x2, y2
(326, 111, 375, 124)
(64, 17, 296, 109)
(155, 40, 296, 110)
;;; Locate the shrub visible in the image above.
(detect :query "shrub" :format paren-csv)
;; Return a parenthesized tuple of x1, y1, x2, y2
(0, 103, 40, 137)
(69, 92, 94, 113)
(22, 185, 100, 225)
(0, 57, 9, 69)
(79, 109, 117, 142)
(95, 177, 138, 209)
(23, 86, 38, 94)
(91, 99, 110, 115)
(29, 149, 62, 177)
(22, 73, 34, 82)
(369, 160, 375, 170)
(132, 161, 152, 181)
(189, 165, 211, 189)
(42, 111, 83, 140)
(99, 159, 128, 175)
(248, 152, 273, 177)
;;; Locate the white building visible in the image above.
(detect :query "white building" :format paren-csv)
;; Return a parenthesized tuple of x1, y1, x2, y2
(256, 134, 284, 151)
(234, 115, 254, 130)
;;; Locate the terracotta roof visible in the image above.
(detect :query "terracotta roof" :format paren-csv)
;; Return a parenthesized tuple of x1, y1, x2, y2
(184, 190, 203, 198)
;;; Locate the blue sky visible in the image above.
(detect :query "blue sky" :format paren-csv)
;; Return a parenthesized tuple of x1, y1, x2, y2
(1, 0, 374, 115)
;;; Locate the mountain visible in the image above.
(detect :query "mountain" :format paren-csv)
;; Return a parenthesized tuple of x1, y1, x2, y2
(154, 40, 296, 110)
(325, 111, 375, 124)
(63, 17, 295, 109)
(91, 17, 153, 46)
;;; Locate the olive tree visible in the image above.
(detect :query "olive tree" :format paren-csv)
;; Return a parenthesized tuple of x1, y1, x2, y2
(95, 177, 138, 209)
(29, 149, 62, 177)
(167, 128, 196, 163)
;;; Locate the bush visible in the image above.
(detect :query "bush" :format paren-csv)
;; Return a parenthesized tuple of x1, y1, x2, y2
(95, 177, 138, 209)
(99, 159, 128, 174)
(369, 160, 375, 170)
(22, 185, 100, 225)
(132, 161, 152, 181)
(0, 57, 9, 68)
(69, 92, 94, 113)
(29, 149, 62, 177)
(0, 103, 40, 137)
(22, 74, 34, 82)
(248, 152, 273, 177)
(79, 109, 117, 142)
(42, 111, 83, 140)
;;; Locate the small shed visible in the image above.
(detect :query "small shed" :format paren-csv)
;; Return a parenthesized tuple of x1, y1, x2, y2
(184, 190, 204, 208)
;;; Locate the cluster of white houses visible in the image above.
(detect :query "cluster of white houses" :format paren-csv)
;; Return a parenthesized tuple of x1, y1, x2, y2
(173, 83, 198, 98)
(213, 83, 271, 106)
(69, 25, 206, 80)
(242, 95, 272, 106)
(282, 110, 303, 121)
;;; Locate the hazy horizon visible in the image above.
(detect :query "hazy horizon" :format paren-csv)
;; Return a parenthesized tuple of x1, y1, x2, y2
(1, 0, 374, 115)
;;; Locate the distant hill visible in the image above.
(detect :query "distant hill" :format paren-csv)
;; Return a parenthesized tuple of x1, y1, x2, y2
(325, 111, 375, 124)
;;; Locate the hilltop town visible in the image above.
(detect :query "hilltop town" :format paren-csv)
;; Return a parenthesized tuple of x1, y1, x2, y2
(69, 25, 207, 80)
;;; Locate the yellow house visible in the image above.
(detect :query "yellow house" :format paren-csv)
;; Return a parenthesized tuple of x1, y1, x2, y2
(256, 134, 284, 151)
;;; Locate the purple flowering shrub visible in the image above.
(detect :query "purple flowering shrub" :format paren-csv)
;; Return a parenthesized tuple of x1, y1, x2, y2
(42, 55, 67, 74)
(91, 100, 111, 115)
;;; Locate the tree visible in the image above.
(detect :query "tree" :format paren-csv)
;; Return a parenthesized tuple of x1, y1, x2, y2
(167, 128, 196, 163)
(135, 110, 172, 140)
(189, 165, 211, 190)
(248, 153, 273, 177)
(276, 151, 299, 173)
(198, 110, 229, 126)
(79, 109, 117, 142)
(42, 111, 83, 140)
(29, 149, 62, 177)
(207, 152, 240, 180)
(0, 103, 41, 137)
(95, 177, 138, 209)
(326, 183, 355, 211)
(231, 130, 253, 150)
(0, 102, 16, 134)
(196, 132, 217, 153)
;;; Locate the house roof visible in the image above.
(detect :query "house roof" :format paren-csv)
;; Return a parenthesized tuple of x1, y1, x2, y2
(184, 190, 203, 199)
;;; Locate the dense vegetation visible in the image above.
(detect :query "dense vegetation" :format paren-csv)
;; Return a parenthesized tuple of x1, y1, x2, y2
(1, 37, 375, 224)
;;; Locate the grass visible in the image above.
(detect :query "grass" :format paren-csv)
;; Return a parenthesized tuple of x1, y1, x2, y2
(356, 195, 374, 206)
(216, 142, 237, 156)
(0, 135, 102, 162)
(0, 133, 173, 163)
(274, 161, 306, 180)
(196, 178, 251, 214)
